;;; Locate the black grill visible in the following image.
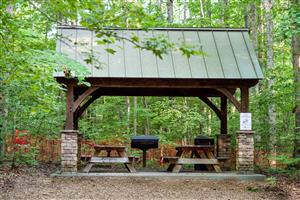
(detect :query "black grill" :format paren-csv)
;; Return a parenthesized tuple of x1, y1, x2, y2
(131, 135, 159, 167)
(194, 135, 214, 170)
(194, 135, 214, 146)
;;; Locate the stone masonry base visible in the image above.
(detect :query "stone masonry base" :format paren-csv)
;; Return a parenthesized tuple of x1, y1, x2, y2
(61, 130, 79, 173)
(217, 134, 232, 170)
(236, 131, 254, 173)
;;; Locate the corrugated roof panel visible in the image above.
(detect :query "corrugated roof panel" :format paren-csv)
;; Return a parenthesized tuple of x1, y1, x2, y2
(183, 31, 208, 78)
(123, 30, 142, 77)
(92, 32, 109, 77)
(60, 28, 76, 60)
(168, 31, 192, 78)
(242, 32, 264, 79)
(228, 32, 257, 78)
(76, 29, 93, 74)
(138, 31, 159, 78)
(107, 30, 126, 77)
(59, 29, 77, 77)
(213, 32, 241, 78)
(55, 29, 64, 77)
(153, 31, 175, 78)
(55, 27, 263, 80)
(198, 31, 224, 78)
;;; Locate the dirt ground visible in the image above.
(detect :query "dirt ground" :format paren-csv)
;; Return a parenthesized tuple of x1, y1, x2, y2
(0, 165, 299, 200)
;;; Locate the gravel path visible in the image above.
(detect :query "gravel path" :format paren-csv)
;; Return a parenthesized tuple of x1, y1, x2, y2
(1, 170, 294, 200)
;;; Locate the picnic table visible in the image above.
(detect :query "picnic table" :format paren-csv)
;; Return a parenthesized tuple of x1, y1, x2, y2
(83, 145, 137, 173)
(164, 145, 221, 173)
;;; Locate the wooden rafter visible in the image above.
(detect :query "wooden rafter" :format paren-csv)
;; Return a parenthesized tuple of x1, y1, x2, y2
(216, 88, 242, 112)
(73, 87, 99, 112)
(199, 96, 221, 120)
(76, 93, 102, 118)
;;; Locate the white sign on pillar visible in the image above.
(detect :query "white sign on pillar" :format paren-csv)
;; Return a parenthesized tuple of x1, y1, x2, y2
(240, 113, 252, 130)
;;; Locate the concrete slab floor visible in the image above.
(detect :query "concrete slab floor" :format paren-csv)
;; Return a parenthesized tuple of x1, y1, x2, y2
(51, 171, 266, 181)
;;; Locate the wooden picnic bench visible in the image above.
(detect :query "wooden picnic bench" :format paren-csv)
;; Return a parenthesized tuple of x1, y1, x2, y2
(164, 145, 221, 173)
(83, 145, 138, 173)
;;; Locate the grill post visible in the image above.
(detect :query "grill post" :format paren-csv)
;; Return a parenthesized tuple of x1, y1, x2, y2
(142, 149, 147, 168)
(131, 135, 159, 168)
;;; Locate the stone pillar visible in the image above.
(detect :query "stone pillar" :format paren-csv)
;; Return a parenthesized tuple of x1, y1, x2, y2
(217, 134, 232, 170)
(61, 130, 79, 173)
(217, 134, 231, 158)
(236, 131, 254, 173)
(77, 133, 83, 170)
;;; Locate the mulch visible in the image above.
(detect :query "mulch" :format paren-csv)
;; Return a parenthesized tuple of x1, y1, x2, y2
(0, 163, 299, 200)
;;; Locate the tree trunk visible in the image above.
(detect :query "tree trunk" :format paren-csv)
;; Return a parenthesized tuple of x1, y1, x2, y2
(250, 4, 258, 53)
(291, 0, 300, 161)
(244, 4, 250, 29)
(126, 96, 131, 132)
(199, 0, 205, 18)
(221, 0, 228, 25)
(133, 96, 138, 135)
(167, 0, 173, 23)
(142, 97, 150, 135)
(183, 0, 187, 22)
(264, 0, 276, 167)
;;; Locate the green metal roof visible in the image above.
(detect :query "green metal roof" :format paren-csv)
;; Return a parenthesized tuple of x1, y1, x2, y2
(55, 26, 263, 79)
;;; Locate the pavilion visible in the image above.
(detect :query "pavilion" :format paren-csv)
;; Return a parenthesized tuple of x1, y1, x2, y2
(55, 26, 263, 173)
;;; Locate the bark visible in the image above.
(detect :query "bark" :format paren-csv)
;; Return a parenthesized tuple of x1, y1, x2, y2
(5, 4, 13, 14)
(250, 4, 258, 53)
(206, 0, 212, 20)
(167, 0, 173, 23)
(156, 0, 162, 7)
(126, 97, 130, 132)
(183, 0, 187, 22)
(244, 4, 250, 29)
(133, 96, 137, 135)
(291, 0, 300, 160)
(264, 0, 276, 167)
(250, 4, 260, 94)
(221, 0, 228, 25)
(142, 97, 150, 135)
(199, 101, 204, 134)
(199, 0, 205, 18)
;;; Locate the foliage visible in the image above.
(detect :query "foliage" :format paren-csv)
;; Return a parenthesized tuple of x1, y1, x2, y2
(0, 0, 298, 171)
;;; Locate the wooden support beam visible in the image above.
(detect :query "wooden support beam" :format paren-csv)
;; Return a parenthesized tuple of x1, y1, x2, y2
(74, 87, 99, 112)
(65, 85, 74, 130)
(76, 94, 102, 118)
(220, 96, 227, 135)
(199, 97, 221, 119)
(216, 88, 241, 112)
(74, 114, 79, 130)
(241, 87, 249, 112)
(56, 77, 259, 89)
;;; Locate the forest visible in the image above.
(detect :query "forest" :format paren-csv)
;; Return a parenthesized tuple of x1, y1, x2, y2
(0, 0, 299, 174)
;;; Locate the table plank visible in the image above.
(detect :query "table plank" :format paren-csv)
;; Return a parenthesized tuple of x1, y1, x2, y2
(177, 158, 218, 164)
(94, 145, 126, 151)
(90, 157, 129, 163)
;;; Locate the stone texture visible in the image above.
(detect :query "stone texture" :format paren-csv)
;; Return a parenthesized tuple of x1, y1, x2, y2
(236, 131, 254, 173)
(217, 134, 233, 170)
(61, 130, 79, 173)
(217, 134, 231, 158)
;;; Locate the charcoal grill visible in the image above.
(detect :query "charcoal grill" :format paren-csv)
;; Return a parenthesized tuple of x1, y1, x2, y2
(131, 135, 159, 167)
(194, 135, 214, 146)
(194, 135, 215, 170)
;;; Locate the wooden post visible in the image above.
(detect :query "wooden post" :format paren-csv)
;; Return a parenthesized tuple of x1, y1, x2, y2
(240, 87, 249, 112)
(74, 112, 79, 130)
(237, 87, 254, 173)
(65, 85, 74, 130)
(220, 96, 227, 134)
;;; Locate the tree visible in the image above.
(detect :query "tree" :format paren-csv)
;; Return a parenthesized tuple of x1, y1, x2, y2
(167, 0, 173, 23)
(263, 0, 276, 167)
(291, 0, 300, 161)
